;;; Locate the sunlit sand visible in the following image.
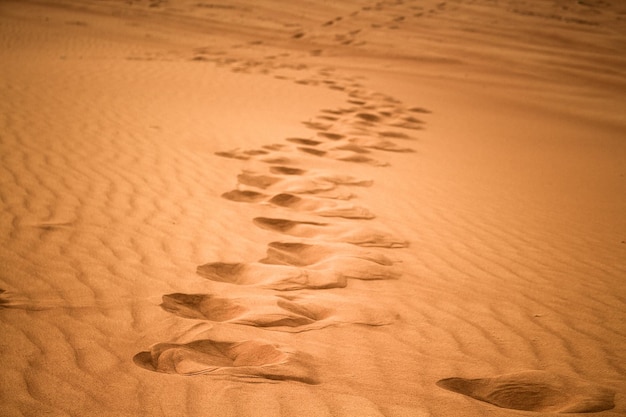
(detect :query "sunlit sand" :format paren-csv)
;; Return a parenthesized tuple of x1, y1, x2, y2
(1, 0, 625, 416)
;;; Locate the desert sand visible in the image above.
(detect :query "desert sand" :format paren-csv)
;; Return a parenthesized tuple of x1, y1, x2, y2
(1, 0, 625, 416)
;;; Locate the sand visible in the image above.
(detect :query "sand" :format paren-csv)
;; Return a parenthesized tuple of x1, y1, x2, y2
(1, 0, 625, 416)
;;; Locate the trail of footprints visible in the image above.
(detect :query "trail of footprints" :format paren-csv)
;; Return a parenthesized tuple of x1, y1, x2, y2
(134, 81, 418, 383)
(133, 50, 616, 413)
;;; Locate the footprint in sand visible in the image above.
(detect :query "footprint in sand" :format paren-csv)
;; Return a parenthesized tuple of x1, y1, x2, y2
(253, 217, 409, 248)
(238, 169, 373, 189)
(286, 137, 323, 146)
(214, 148, 270, 160)
(196, 255, 399, 290)
(437, 370, 616, 413)
(289, 125, 415, 153)
(134, 338, 317, 383)
(196, 261, 347, 290)
(343, 137, 415, 153)
(297, 146, 389, 166)
(160, 291, 397, 331)
(259, 242, 400, 280)
(260, 241, 395, 267)
(221, 190, 374, 219)
(268, 193, 375, 219)
(221, 189, 269, 203)
(234, 170, 370, 200)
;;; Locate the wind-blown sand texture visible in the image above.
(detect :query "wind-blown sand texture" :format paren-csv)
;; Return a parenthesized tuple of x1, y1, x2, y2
(1, 0, 625, 416)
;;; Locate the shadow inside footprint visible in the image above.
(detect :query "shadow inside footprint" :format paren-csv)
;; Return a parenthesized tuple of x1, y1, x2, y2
(437, 370, 615, 413)
(133, 338, 318, 384)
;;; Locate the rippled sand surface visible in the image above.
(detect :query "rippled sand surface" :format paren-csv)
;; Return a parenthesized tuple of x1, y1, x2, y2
(1, 1, 625, 416)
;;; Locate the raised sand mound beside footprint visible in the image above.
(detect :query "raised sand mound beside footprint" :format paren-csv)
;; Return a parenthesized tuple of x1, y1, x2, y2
(437, 370, 616, 413)
(161, 291, 397, 331)
(133, 338, 318, 384)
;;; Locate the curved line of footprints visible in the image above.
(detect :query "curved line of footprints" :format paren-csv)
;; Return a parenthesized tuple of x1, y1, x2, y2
(133, 70, 616, 411)
(134, 84, 416, 384)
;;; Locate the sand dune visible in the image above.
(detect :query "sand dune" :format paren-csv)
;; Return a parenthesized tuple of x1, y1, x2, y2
(1, 0, 625, 416)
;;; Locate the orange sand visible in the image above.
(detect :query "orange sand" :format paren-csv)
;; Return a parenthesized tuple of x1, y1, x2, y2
(1, 1, 625, 416)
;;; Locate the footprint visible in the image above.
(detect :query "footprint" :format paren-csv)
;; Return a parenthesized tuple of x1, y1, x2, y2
(253, 217, 409, 248)
(238, 170, 372, 192)
(298, 146, 327, 157)
(196, 262, 347, 290)
(355, 112, 383, 123)
(409, 107, 432, 114)
(268, 193, 375, 219)
(437, 370, 616, 413)
(237, 171, 339, 196)
(315, 256, 401, 280)
(215, 148, 268, 160)
(264, 245, 401, 280)
(269, 166, 306, 175)
(240, 170, 373, 188)
(221, 189, 367, 217)
(134, 338, 318, 383)
(317, 132, 345, 140)
(197, 252, 398, 288)
(221, 189, 268, 203)
(302, 121, 333, 131)
(261, 241, 395, 267)
(286, 137, 322, 146)
(161, 293, 321, 327)
(390, 116, 424, 130)
(348, 138, 415, 153)
(161, 292, 396, 331)
(332, 144, 371, 154)
(297, 147, 389, 166)
(378, 130, 414, 140)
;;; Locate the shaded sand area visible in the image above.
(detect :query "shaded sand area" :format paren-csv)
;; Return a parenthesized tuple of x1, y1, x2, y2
(1, 0, 625, 416)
